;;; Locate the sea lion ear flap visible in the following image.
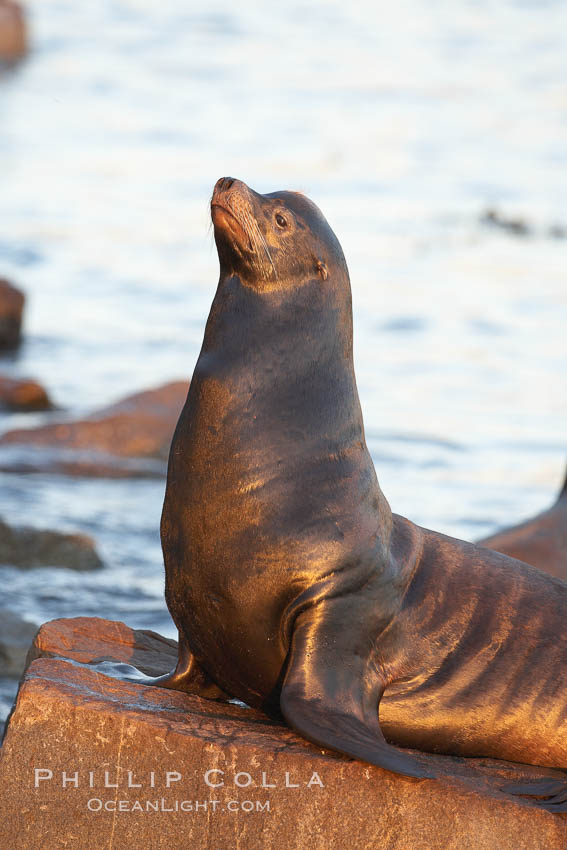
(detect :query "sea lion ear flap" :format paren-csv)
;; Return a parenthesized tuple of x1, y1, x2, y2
(316, 260, 328, 281)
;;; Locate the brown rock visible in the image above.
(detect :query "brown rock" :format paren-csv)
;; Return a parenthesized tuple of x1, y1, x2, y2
(0, 375, 52, 411)
(0, 0, 26, 65)
(1, 616, 566, 849)
(0, 278, 25, 349)
(0, 518, 103, 570)
(0, 609, 38, 677)
(0, 381, 188, 476)
(25, 616, 178, 676)
(478, 471, 567, 582)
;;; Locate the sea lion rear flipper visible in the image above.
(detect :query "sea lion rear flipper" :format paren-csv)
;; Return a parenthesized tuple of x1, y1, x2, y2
(501, 777, 567, 812)
(153, 633, 229, 700)
(280, 605, 436, 780)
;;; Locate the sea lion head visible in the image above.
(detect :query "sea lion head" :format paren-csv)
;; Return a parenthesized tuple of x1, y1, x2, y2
(211, 177, 348, 291)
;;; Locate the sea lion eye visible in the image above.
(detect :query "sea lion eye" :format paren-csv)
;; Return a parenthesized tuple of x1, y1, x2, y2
(275, 213, 287, 229)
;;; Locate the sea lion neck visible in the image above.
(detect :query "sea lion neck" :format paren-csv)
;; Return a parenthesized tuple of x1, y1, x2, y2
(203, 270, 353, 364)
(205, 179, 393, 569)
(194, 267, 394, 560)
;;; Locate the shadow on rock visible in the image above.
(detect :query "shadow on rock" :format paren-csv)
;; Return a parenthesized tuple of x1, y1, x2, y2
(0, 609, 38, 678)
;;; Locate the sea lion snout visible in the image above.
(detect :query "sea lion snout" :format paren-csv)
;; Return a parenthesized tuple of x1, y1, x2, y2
(211, 176, 250, 210)
(211, 176, 253, 222)
(211, 177, 255, 257)
(211, 177, 281, 280)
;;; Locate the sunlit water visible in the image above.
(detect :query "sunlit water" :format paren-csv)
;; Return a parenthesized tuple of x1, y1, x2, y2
(1, 0, 566, 721)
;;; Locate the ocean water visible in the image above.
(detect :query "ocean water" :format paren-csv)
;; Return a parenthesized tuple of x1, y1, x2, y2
(0, 0, 566, 719)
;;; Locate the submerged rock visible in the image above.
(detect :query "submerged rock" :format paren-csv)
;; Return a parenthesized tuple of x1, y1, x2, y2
(0, 445, 168, 478)
(0, 380, 188, 477)
(0, 279, 25, 350)
(0, 609, 38, 677)
(480, 208, 567, 241)
(0, 518, 103, 570)
(0, 375, 53, 411)
(2, 616, 565, 848)
(481, 208, 530, 236)
(0, 1, 27, 66)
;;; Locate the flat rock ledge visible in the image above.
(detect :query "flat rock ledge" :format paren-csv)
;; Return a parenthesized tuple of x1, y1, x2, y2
(1, 618, 566, 849)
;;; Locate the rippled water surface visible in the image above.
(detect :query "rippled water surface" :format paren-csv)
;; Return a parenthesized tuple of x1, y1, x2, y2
(1, 0, 566, 718)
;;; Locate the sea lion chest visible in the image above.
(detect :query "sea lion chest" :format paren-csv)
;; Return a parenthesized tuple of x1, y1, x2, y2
(161, 280, 380, 707)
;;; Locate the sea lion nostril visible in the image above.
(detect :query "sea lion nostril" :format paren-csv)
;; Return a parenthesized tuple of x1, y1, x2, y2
(214, 176, 235, 195)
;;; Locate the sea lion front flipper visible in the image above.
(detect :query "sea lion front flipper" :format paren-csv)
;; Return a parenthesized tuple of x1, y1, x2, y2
(280, 606, 436, 780)
(152, 633, 229, 700)
(87, 633, 229, 699)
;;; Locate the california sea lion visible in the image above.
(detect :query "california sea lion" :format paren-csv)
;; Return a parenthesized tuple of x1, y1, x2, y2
(157, 177, 567, 810)
(478, 468, 567, 582)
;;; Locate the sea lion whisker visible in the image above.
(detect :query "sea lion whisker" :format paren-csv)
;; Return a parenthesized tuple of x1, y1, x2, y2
(240, 211, 277, 280)
(254, 228, 277, 280)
